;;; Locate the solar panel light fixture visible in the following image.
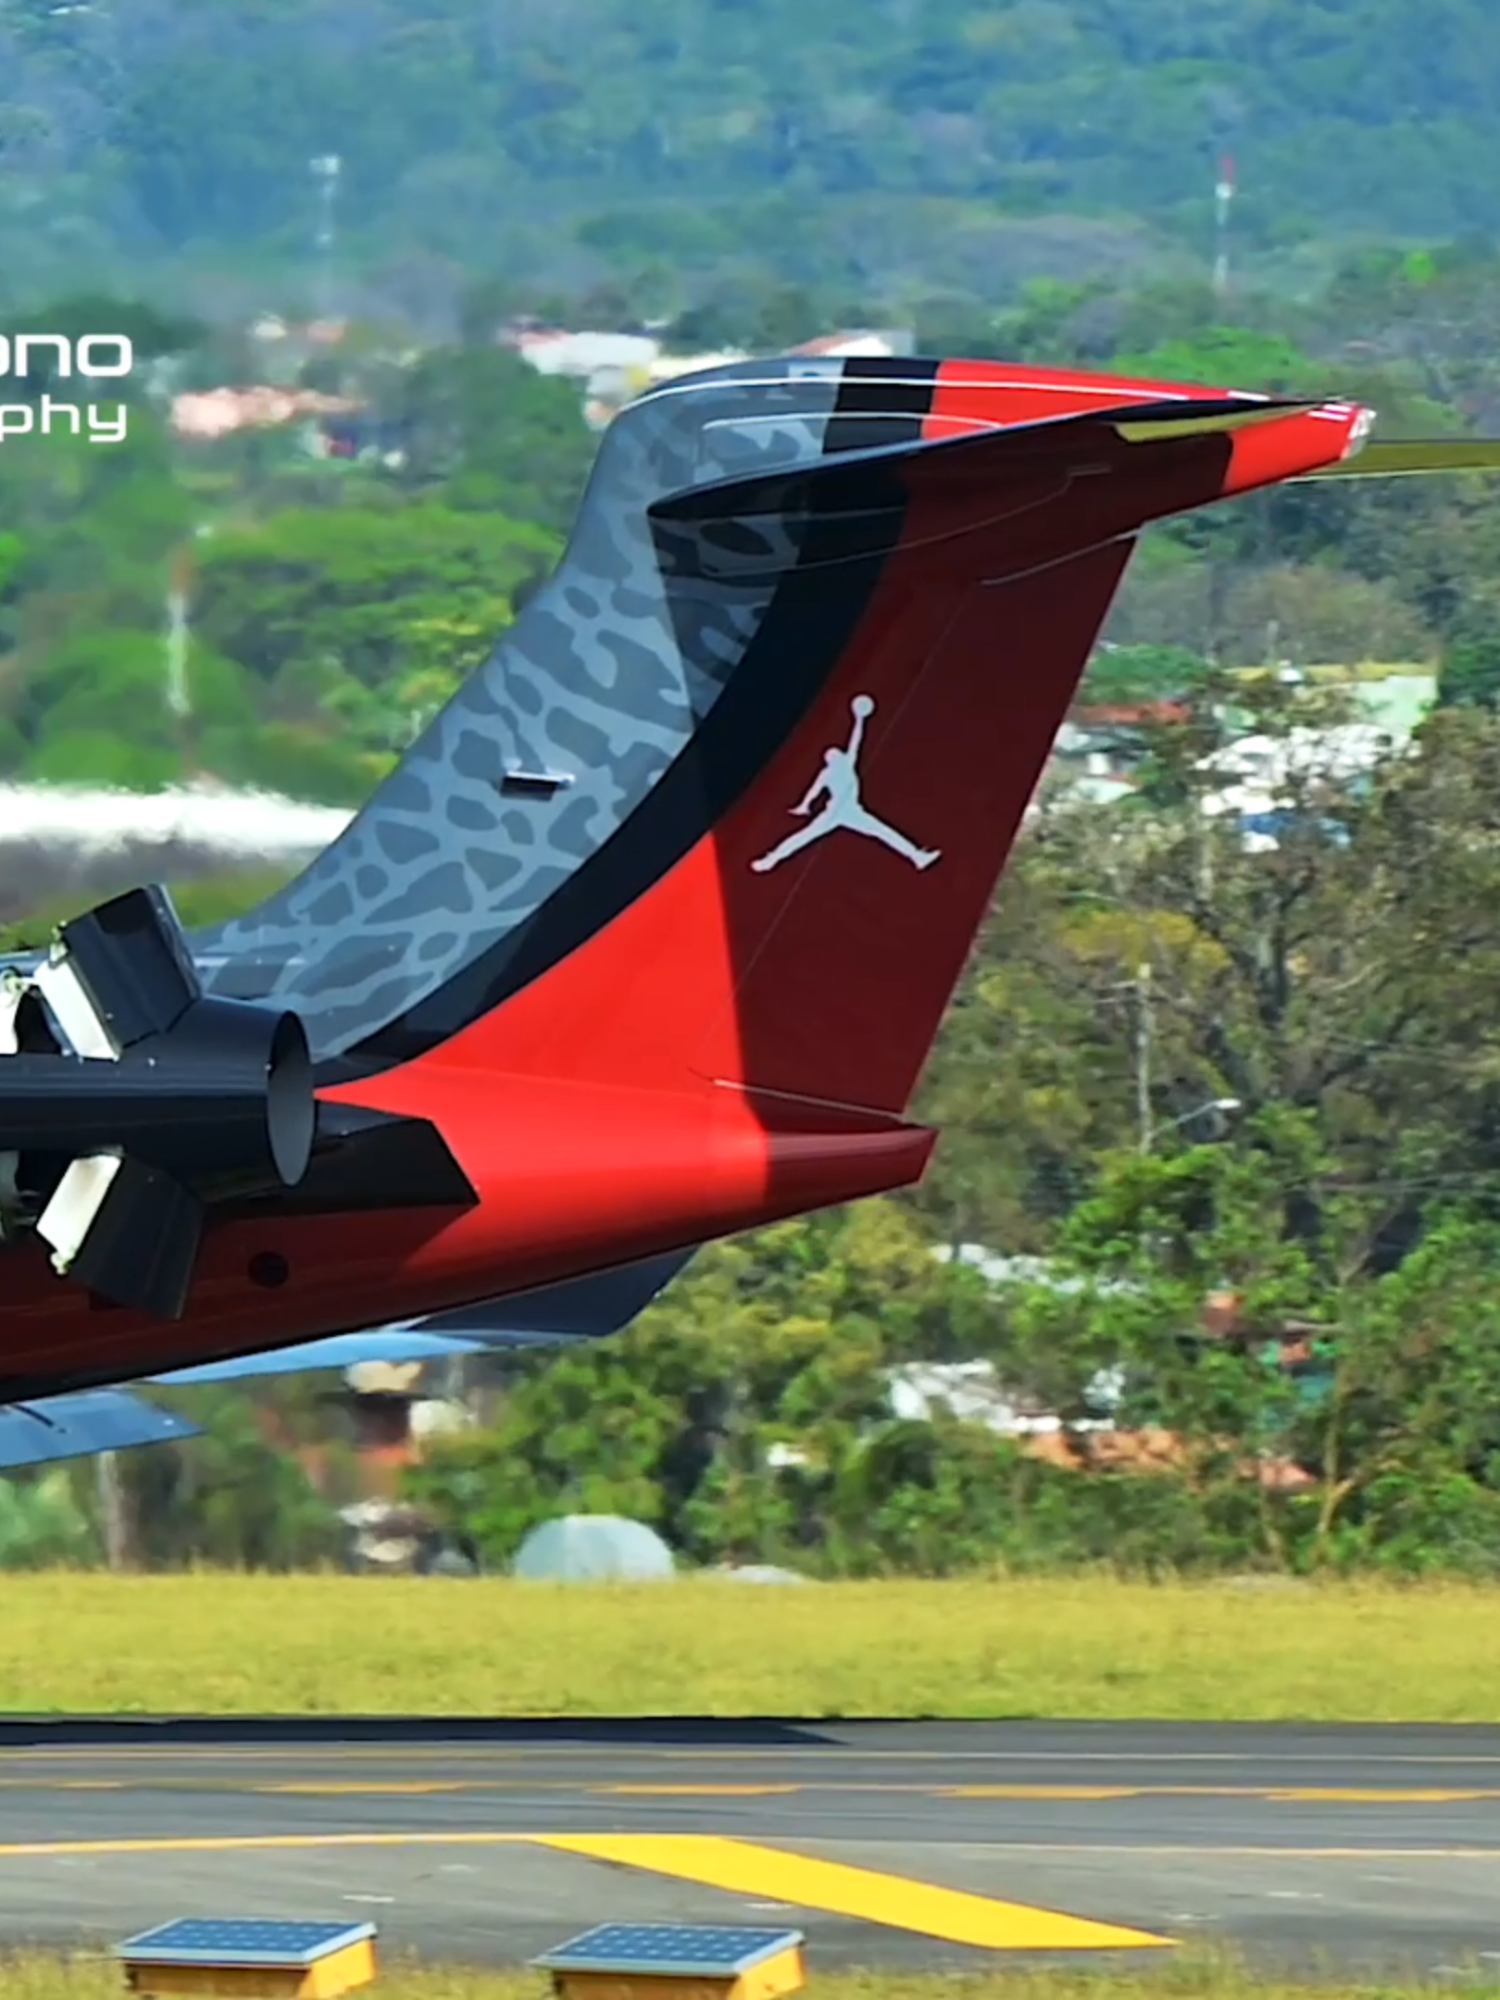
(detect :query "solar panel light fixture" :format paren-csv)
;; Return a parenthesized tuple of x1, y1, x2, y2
(115, 1917, 379, 1999)
(533, 1923, 807, 2000)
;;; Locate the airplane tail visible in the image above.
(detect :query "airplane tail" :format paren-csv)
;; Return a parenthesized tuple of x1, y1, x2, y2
(360, 375, 1371, 1133)
(186, 354, 1367, 1089)
(0, 360, 1390, 1337)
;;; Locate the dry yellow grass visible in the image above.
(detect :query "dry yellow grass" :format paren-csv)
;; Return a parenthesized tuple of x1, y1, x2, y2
(0, 1572, 1497, 1719)
(5, 1961, 1497, 2000)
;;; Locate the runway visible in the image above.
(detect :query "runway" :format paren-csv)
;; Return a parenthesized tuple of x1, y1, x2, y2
(0, 1720, 1498, 1977)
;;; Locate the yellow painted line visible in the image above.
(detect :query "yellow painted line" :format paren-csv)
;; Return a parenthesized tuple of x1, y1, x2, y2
(595, 1785, 801, 1797)
(0, 1828, 1489, 1873)
(942, 1787, 1143, 1801)
(1265, 1788, 1500, 1804)
(0, 1771, 1491, 1806)
(656, 1749, 1500, 1767)
(0, 1834, 533, 1859)
(253, 1781, 470, 1796)
(9, 1744, 1500, 1769)
(532, 1832, 1171, 1951)
(5, 1745, 1500, 1797)
(942, 1784, 1500, 1804)
(965, 1843, 1500, 1858)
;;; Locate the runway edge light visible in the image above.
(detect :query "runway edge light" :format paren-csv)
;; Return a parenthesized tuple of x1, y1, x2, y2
(533, 1921, 807, 2000)
(115, 1917, 379, 1999)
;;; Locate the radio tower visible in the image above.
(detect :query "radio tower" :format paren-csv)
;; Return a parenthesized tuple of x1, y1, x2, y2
(1214, 154, 1236, 299)
(310, 154, 342, 321)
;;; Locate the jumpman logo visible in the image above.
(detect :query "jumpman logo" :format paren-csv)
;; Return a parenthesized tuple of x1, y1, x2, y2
(750, 694, 941, 875)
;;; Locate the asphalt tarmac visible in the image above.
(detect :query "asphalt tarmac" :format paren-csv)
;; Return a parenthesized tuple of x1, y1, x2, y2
(0, 1719, 1497, 1977)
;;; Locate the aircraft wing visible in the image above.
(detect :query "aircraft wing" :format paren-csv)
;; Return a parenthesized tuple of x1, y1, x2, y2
(0, 1388, 203, 1471)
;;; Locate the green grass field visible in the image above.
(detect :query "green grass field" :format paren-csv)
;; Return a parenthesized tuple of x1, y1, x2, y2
(1, 1572, 1497, 1719)
(7, 1961, 1498, 2000)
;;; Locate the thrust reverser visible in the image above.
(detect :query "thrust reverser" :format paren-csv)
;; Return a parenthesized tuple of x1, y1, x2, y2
(0, 885, 315, 1318)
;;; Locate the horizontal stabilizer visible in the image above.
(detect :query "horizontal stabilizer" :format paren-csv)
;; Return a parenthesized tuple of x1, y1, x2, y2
(1299, 437, 1500, 479)
(416, 1247, 694, 1341)
(0, 1389, 202, 1471)
(151, 1330, 493, 1384)
(147, 1252, 697, 1386)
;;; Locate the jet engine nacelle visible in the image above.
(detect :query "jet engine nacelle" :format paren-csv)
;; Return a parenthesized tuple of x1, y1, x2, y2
(0, 884, 316, 1319)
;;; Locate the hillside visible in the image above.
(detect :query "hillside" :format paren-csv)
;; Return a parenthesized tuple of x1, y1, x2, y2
(2, 0, 1496, 309)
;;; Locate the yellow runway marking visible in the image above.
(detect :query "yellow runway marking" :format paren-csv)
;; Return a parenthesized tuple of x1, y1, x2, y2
(2, 1773, 1498, 1809)
(8, 1744, 1500, 1773)
(942, 1787, 1143, 1801)
(939, 1786, 1500, 1806)
(532, 1833, 1171, 1951)
(596, 1785, 801, 1797)
(1265, 1788, 1500, 1804)
(0, 1834, 533, 1859)
(0, 1832, 1486, 1865)
(968, 1843, 1500, 1858)
(0, 1829, 1172, 1951)
(253, 1782, 471, 1796)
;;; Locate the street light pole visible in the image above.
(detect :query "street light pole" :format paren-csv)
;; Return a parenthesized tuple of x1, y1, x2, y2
(1116, 960, 1238, 1154)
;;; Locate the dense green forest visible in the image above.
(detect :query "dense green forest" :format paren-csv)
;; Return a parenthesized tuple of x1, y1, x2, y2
(2, 0, 1499, 313)
(0, 326, 592, 798)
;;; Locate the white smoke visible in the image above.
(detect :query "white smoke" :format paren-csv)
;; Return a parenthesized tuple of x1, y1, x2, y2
(0, 783, 353, 924)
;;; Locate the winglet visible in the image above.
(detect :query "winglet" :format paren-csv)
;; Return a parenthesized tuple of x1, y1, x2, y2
(649, 394, 1315, 527)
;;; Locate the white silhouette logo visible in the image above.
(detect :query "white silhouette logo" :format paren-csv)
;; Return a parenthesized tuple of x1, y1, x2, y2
(750, 694, 941, 875)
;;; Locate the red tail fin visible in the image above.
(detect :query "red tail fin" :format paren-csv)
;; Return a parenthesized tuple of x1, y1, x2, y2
(402, 392, 1369, 1122)
(703, 538, 1135, 1112)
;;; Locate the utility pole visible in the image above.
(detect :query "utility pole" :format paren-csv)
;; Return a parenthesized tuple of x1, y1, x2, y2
(165, 544, 190, 724)
(1135, 961, 1153, 1154)
(165, 528, 211, 777)
(1213, 154, 1235, 300)
(96, 1451, 133, 1571)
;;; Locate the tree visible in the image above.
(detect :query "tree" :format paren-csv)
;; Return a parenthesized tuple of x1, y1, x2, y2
(912, 688, 1500, 1280)
(1081, 644, 1210, 704)
(191, 501, 560, 777)
(120, 1389, 346, 1571)
(407, 1203, 1005, 1575)
(1007, 1141, 1500, 1574)
(1439, 628, 1500, 708)
(387, 346, 598, 538)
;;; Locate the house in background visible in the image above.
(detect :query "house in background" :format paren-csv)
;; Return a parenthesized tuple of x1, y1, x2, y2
(500, 321, 916, 428)
(1052, 698, 1194, 803)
